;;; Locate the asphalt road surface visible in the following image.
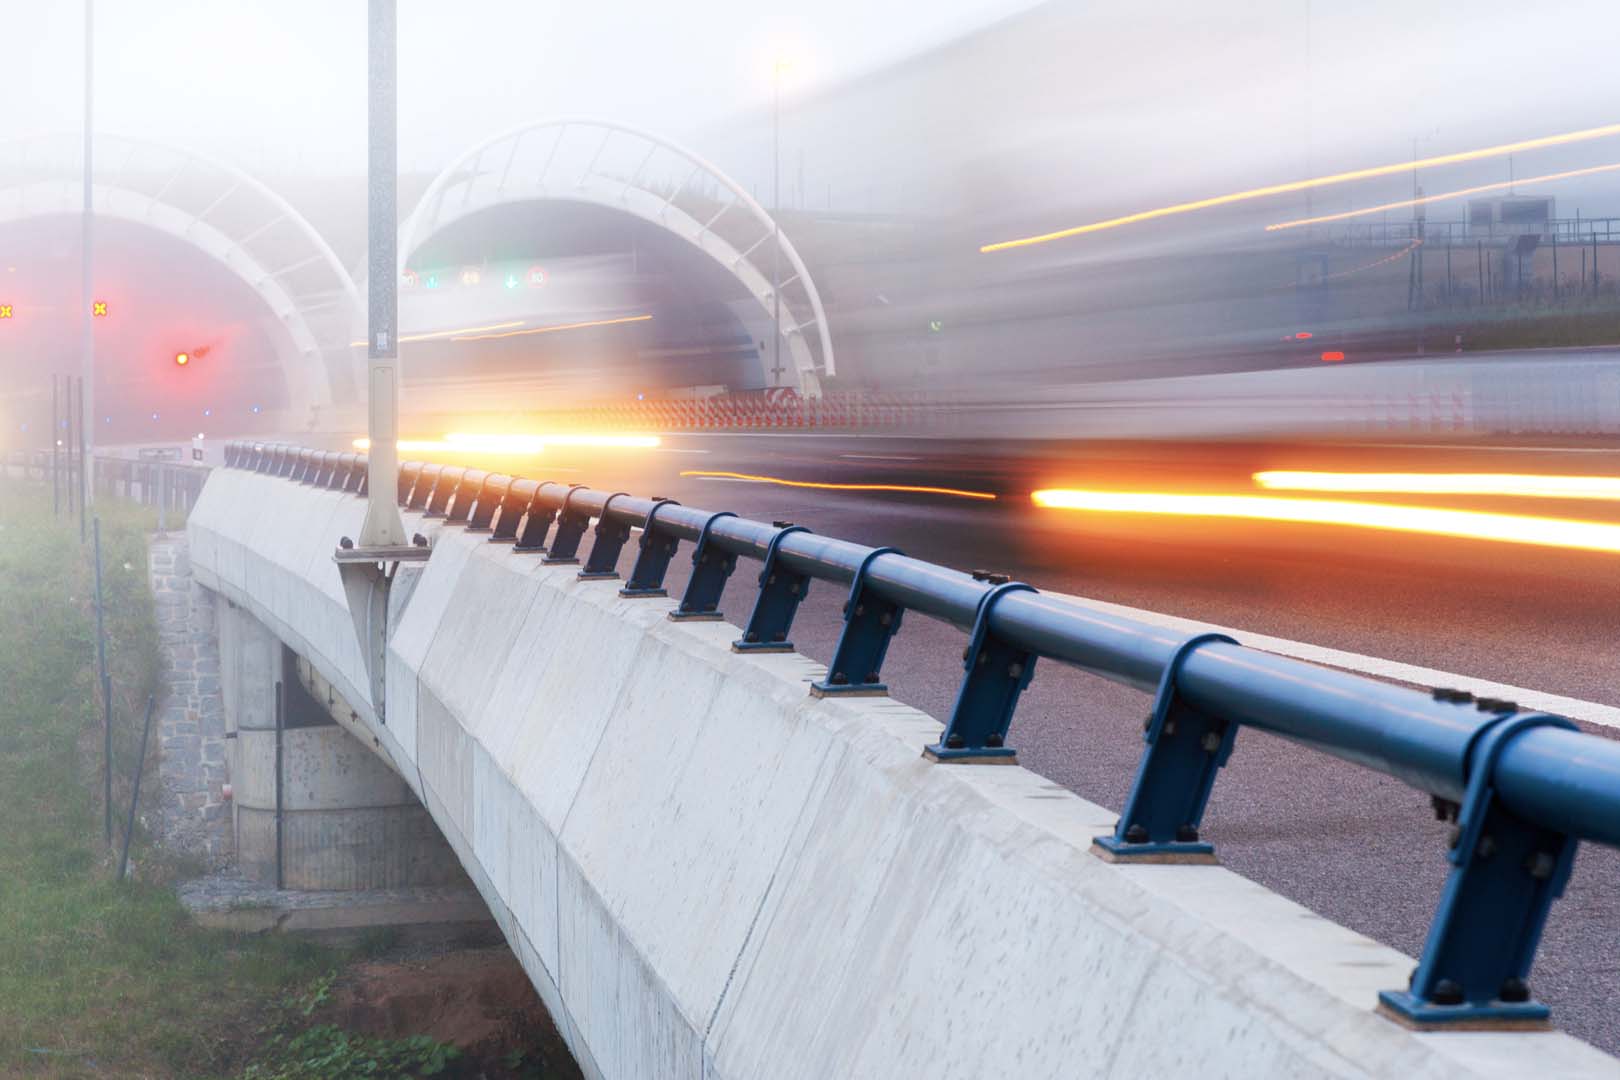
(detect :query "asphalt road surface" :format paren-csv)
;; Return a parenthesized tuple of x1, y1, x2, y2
(528, 432, 1620, 1052)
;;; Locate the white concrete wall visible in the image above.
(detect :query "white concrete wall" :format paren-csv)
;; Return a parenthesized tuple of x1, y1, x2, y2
(188, 469, 1616, 1079)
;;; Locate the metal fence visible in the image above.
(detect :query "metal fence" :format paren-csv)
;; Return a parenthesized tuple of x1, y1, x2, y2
(225, 439, 1620, 1032)
(2, 450, 209, 519)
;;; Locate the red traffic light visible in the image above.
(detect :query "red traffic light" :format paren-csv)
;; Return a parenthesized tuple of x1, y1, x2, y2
(174, 352, 190, 366)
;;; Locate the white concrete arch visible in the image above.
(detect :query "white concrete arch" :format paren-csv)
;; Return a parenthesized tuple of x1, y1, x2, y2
(0, 133, 364, 425)
(400, 118, 835, 397)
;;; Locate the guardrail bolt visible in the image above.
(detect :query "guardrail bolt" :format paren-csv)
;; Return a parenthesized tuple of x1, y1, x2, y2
(1176, 825, 1199, 843)
(1200, 731, 1221, 753)
(1525, 851, 1556, 880)
(1475, 835, 1498, 859)
(945, 733, 966, 750)
(1499, 977, 1530, 1003)
(1124, 824, 1149, 844)
(1430, 979, 1464, 1006)
(338, 536, 354, 550)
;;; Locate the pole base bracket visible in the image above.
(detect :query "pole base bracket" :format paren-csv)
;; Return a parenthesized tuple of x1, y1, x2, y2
(810, 680, 889, 698)
(1090, 838, 1218, 865)
(922, 745, 1018, 765)
(1375, 993, 1551, 1031)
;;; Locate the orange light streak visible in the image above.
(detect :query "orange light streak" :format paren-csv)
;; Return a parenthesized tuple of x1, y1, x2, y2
(681, 470, 997, 500)
(348, 321, 525, 347)
(1255, 471, 1620, 501)
(980, 122, 1620, 251)
(1030, 489, 1620, 554)
(450, 314, 652, 341)
(1266, 161, 1620, 231)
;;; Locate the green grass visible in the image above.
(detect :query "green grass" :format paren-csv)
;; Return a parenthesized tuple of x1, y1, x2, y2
(0, 485, 341, 1078)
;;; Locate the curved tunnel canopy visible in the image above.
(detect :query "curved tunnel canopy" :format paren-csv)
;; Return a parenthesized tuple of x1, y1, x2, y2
(395, 119, 836, 408)
(0, 214, 293, 442)
(0, 134, 362, 446)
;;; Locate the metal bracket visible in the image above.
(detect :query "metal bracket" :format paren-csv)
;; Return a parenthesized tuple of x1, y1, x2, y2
(924, 581, 1036, 764)
(670, 511, 737, 621)
(621, 498, 681, 597)
(1092, 632, 1237, 864)
(488, 481, 528, 543)
(733, 524, 811, 652)
(811, 547, 903, 697)
(422, 466, 461, 518)
(464, 474, 505, 533)
(542, 485, 591, 564)
(332, 543, 429, 723)
(1378, 711, 1578, 1030)
(406, 464, 439, 511)
(516, 484, 567, 552)
(579, 492, 632, 579)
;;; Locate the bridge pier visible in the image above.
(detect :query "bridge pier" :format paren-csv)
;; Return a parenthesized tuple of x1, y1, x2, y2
(218, 598, 464, 890)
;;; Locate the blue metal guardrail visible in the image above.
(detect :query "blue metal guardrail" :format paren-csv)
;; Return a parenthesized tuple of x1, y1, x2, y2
(223, 440, 1620, 1033)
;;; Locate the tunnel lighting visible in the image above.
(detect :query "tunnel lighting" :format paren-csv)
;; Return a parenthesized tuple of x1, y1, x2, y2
(92, 301, 108, 317)
(1255, 471, 1620, 501)
(681, 470, 997, 500)
(449, 314, 653, 341)
(346, 320, 525, 347)
(980, 121, 1620, 251)
(1030, 489, 1620, 554)
(1266, 161, 1620, 232)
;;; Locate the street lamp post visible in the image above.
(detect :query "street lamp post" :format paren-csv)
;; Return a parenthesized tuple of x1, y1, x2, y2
(81, 0, 94, 518)
(771, 60, 788, 387)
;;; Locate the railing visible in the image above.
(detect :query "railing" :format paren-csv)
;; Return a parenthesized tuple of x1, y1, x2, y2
(1335, 216, 1620, 248)
(222, 439, 1620, 1033)
(2, 450, 210, 518)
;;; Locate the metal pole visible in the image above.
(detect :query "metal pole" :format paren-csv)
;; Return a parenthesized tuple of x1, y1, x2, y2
(117, 695, 156, 881)
(76, 376, 86, 542)
(81, 0, 95, 508)
(771, 66, 782, 386)
(359, 0, 407, 549)
(156, 465, 167, 533)
(94, 517, 110, 843)
(274, 680, 284, 890)
(51, 375, 60, 518)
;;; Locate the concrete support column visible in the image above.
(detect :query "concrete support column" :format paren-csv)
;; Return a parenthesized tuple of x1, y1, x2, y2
(216, 601, 464, 890)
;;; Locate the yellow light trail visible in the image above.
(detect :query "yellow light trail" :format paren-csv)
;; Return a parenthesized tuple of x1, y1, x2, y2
(450, 314, 653, 341)
(1030, 489, 1620, 554)
(353, 432, 661, 454)
(1266, 161, 1620, 231)
(681, 470, 997, 500)
(980, 122, 1620, 252)
(1255, 471, 1620, 501)
(347, 320, 524, 347)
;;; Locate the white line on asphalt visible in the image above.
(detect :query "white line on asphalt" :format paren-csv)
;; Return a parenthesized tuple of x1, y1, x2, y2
(1054, 590, 1620, 730)
(839, 453, 922, 461)
(652, 447, 712, 454)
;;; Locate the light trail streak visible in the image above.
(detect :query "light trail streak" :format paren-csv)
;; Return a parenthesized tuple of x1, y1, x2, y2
(681, 470, 997, 500)
(1322, 238, 1422, 281)
(980, 122, 1620, 252)
(450, 314, 652, 341)
(1030, 489, 1620, 554)
(347, 321, 524, 347)
(1255, 471, 1620, 501)
(1266, 161, 1620, 231)
(352, 431, 661, 455)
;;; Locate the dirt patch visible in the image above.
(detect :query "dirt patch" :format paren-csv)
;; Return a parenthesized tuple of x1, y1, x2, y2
(320, 947, 580, 1078)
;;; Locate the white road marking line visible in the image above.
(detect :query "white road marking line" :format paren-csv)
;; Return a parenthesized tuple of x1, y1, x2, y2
(1054, 590, 1620, 730)
(651, 447, 712, 454)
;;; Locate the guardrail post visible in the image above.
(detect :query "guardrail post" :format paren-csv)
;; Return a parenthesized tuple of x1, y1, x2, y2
(542, 487, 591, 564)
(1378, 711, 1578, 1030)
(1092, 632, 1237, 864)
(924, 580, 1035, 763)
(465, 474, 508, 533)
(620, 499, 681, 597)
(489, 482, 531, 544)
(734, 524, 811, 652)
(514, 485, 558, 551)
(811, 547, 903, 697)
(669, 511, 737, 621)
(444, 469, 485, 524)
(580, 492, 633, 579)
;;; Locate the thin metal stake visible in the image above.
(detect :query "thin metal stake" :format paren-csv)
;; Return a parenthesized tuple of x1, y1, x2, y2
(94, 517, 110, 843)
(274, 680, 284, 890)
(117, 695, 156, 881)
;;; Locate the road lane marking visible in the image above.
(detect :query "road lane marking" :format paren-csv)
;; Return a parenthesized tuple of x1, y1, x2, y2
(1053, 590, 1620, 730)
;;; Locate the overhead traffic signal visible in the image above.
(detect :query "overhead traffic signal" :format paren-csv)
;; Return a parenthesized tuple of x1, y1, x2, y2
(174, 352, 190, 366)
(0, 304, 12, 319)
(92, 301, 108, 317)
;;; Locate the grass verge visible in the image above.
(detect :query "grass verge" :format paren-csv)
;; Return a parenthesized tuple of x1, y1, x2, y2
(0, 485, 340, 1078)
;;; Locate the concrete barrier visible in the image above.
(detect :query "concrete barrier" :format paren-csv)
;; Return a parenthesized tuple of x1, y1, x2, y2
(188, 468, 1616, 1078)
